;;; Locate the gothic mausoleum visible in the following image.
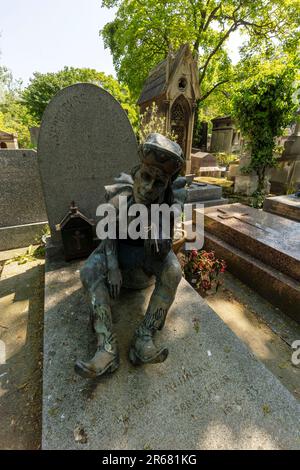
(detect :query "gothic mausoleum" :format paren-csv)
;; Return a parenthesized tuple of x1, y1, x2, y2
(137, 44, 200, 173)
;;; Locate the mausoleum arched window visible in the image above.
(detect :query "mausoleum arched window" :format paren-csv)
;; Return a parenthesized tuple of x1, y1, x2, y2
(178, 77, 187, 91)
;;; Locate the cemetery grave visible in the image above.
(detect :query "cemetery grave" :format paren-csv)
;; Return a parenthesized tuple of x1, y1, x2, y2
(1, 81, 300, 450)
(37, 85, 300, 449)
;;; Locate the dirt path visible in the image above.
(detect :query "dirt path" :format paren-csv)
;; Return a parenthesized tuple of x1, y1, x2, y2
(0, 255, 44, 449)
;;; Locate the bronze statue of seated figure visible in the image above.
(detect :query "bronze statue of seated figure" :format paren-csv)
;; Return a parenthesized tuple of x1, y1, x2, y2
(75, 133, 185, 378)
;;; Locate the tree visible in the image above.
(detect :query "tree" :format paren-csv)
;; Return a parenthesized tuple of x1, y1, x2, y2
(22, 67, 138, 130)
(232, 59, 299, 193)
(0, 64, 35, 148)
(101, 0, 300, 102)
(0, 102, 38, 148)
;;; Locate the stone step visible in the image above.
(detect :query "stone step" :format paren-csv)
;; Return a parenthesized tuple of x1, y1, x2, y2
(204, 231, 300, 324)
(264, 195, 300, 222)
(196, 203, 300, 282)
(42, 253, 300, 449)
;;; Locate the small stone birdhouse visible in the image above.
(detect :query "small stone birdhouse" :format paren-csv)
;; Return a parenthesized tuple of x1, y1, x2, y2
(56, 201, 95, 261)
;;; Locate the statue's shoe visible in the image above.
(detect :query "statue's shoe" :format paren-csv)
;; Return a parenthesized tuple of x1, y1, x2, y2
(74, 347, 119, 379)
(129, 334, 168, 365)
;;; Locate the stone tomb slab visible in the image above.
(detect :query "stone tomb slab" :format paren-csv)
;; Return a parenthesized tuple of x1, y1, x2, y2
(264, 194, 300, 222)
(186, 183, 222, 202)
(38, 83, 139, 247)
(42, 253, 300, 449)
(201, 203, 300, 282)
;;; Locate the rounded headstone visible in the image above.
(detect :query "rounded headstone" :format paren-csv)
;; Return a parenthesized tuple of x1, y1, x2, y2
(38, 83, 139, 244)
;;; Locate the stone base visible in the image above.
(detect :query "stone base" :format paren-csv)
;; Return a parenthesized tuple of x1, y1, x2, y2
(42, 253, 300, 449)
(200, 203, 300, 282)
(186, 183, 222, 202)
(0, 221, 48, 251)
(264, 195, 300, 222)
(204, 232, 300, 323)
(196, 203, 300, 322)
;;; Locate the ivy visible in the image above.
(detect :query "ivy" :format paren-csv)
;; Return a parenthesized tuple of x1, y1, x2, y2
(233, 61, 299, 193)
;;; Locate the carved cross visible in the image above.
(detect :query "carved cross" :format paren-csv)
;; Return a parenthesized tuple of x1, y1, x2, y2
(73, 230, 85, 250)
(217, 208, 274, 234)
(217, 208, 249, 220)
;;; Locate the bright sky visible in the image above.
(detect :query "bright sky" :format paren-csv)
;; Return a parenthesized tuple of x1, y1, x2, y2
(0, 0, 117, 85)
(0, 0, 241, 87)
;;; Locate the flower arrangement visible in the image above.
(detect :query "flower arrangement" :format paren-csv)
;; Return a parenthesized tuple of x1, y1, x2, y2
(182, 249, 226, 294)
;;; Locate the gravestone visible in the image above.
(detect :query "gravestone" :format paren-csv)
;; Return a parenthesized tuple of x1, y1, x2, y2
(210, 116, 240, 154)
(38, 83, 139, 250)
(264, 194, 300, 222)
(191, 149, 220, 176)
(0, 149, 47, 250)
(200, 203, 300, 321)
(42, 255, 300, 449)
(234, 152, 270, 196)
(270, 109, 300, 194)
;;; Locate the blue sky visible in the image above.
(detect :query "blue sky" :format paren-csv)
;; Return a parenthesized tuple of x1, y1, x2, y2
(0, 0, 241, 86)
(0, 0, 117, 85)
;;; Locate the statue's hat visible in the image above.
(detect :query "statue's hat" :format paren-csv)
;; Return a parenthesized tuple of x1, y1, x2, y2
(141, 133, 184, 178)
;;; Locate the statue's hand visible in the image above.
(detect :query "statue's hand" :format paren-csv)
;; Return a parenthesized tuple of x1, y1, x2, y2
(144, 238, 172, 258)
(107, 268, 122, 299)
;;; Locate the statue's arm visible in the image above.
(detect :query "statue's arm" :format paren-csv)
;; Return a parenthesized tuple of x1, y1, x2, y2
(103, 238, 122, 299)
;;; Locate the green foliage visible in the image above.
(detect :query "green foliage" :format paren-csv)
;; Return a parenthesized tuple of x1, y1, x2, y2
(233, 59, 299, 192)
(215, 152, 237, 167)
(101, 0, 300, 103)
(5, 244, 45, 265)
(22, 66, 138, 130)
(139, 102, 177, 143)
(250, 190, 266, 209)
(0, 67, 36, 148)
(0, 101, 38, 148)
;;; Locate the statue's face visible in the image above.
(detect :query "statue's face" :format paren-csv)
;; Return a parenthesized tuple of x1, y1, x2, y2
(133, 162, 169, 205)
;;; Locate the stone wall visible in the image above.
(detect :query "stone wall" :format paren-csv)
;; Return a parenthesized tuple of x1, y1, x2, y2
(0, 149, 47, 250)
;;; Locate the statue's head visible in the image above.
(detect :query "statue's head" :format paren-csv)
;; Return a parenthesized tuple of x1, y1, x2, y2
(133, 133, 184, 205)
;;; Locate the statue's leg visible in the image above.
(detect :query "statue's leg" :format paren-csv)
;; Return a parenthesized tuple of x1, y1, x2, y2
(75, 252, 119, 378)
(129, 251, 182, 365)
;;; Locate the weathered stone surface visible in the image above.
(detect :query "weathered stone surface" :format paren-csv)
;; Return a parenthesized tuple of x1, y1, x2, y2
(264, 195, 300, 222)
(234, 174, 259, 196)
(186, 183, 222, 202)
(0, 222, 48, 251)
(201, 203, 300, 282)
(0, 149, 47, 250)
(38, 84, 139, 246)
(270, 113, 300, 194)
(204, 231, 300, 323)
(0, 150, 47, 228)
(42, 251, 300, 450)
